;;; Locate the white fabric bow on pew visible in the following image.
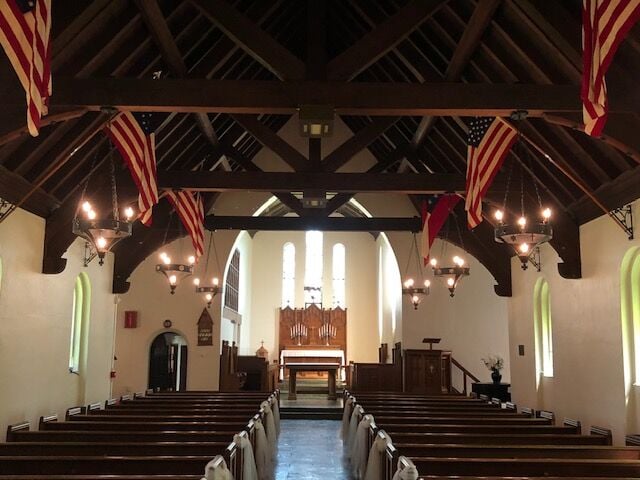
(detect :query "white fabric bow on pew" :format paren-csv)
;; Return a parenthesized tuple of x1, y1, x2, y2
(261, 400, 278, 456)
(202, 455, 232, 480)
(341, 396, 354, 438)
(364, 430, 393, 480)
(392, 456, 419, 480)
(233, 432, 258, 480)
(346, 404, 364, 454)
(351, 414, 374, 479)
(254, 418, 274, 480)
(271, 393, 281, 436)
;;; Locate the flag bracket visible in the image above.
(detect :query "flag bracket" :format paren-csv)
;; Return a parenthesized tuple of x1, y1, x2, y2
(611, 205, 633, 240)
(510, 110, 528, 121)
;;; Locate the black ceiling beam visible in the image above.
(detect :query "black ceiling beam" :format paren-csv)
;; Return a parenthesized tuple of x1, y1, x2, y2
(188, 0, 305, 80)
(327, 0, 447, 81)
(413, 0, 502, 146)
(38, 78, 623, 116)
(205, 215, 422, 232)
(157, 170, 475, 194)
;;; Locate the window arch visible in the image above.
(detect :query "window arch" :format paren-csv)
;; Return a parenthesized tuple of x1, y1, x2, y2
(282, 243, 295, 308)
(533, 277, 553, 378)
(224, 249, 240, 312)
(304, 231, 323, 306)
(332, 243, 345, 308)
(621, 247, 640, 387)
(69, 272, 91, 373)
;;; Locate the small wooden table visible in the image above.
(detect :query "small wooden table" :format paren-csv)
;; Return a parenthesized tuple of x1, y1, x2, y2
(287, 363, 340, 400)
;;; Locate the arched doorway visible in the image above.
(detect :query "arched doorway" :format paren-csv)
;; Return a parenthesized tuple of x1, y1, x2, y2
(148, 332, 188, 392)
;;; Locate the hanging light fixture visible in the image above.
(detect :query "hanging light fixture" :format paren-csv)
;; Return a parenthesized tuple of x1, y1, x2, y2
(155, 212, 195, 294)
(430, 209, 470, 297)
(193, 231, 221, 308)
(493, 121, 553, 271)
(402, 233, 430, 309)
(72, 146, 133, 266)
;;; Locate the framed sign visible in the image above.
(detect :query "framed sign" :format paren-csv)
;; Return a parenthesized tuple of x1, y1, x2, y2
(197, 308, 214, 346)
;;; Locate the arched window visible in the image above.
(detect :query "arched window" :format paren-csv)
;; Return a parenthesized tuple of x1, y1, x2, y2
(621, 247, 640, 387)
(69, 273, 91, 373)
(224, 249, 240, 312)
(332, 243, 345, 308)
(533, 277, 553, 378)
(304, 231, 323, 306)
(282, 243, 295, 308)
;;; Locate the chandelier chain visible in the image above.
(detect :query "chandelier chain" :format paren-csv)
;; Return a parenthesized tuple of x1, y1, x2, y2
(76, 149, 101, 218)
(109, 150, 119, 221)
(501, 158, 514, 212)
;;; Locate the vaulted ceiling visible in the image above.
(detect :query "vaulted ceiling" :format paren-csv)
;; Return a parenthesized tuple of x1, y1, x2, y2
(1, 0, 639, 297)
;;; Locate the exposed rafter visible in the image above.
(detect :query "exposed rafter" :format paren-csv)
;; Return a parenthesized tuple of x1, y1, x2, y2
(205, 215, 422, 232)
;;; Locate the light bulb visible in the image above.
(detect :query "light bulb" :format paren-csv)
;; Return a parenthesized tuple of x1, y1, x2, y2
(494, 210, 504, 222)
(169, 275, 177, 285)
(542, 208, 551, 220)
(447, 277, 455, 287)
(412, 295, 420, 304)
(404, 278, 414, 288)
(518, 216, 527, 228)
(430, 258, 437, 267)
(124, 207, 134, 220)
(456, 257, 465, 267)
(519, 243, 530, 254)
(193, 278, 200, 286)
(81, 201, 92, 213)
(87, 210, 97, 220)
(163, 255, 171, 265)
(96, 237, 107, 250)
(188, 255, 196, 265)
(453, 255, 461, 265)
(205, 293, 213, 302)
(213, 277, 219, 286)
(424, 280, 430, 288)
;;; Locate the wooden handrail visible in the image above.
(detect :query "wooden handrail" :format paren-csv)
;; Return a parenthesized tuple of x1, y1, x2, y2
(451, 357, 480, 396)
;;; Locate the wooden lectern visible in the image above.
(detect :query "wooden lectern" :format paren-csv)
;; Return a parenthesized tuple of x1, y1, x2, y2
(403, 338, 452, 394)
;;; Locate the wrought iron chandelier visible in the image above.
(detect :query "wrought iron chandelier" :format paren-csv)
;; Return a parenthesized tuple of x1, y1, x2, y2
(402, 233, 430, 310)
(155, 212, 195, 294)
(193, 231, 221, 308)
(72, 147, 133, 266)
(493, 128, 553, 271)
(429, 210, 469, 297)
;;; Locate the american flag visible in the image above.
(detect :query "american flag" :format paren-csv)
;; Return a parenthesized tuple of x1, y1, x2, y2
(167, 190, 205, 259)
(0, 0, 52, 137)
(105, 112, 159, 226)
(421, 194, 461, 265)
(582, 1, 640, 137)
(465, 117, 517, 229)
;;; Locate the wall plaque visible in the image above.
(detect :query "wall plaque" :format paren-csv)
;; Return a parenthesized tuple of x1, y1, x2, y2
(197, 308, 214, 346)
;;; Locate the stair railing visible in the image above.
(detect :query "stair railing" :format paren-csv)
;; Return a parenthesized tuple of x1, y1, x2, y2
(451, 357, 480, 396)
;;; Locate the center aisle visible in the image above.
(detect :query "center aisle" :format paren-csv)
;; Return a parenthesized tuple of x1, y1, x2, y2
(275, 419, 351, 480)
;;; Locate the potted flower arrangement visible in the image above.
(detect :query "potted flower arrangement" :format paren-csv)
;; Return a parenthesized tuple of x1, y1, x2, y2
(481, 355, 504, 384)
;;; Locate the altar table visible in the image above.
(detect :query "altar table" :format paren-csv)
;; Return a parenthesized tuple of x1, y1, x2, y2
(280, 349, 346, 381)
(287, 363, 341, 400)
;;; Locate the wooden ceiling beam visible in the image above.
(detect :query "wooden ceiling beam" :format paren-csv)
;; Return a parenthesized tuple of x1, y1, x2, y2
(230, 114, 308, 171)
(157, 170, 474, 194)
(204, 215, 422, 232)
(188, 0, 305, 80)
(327, 0, 447, 81)
(413, 0, 502, 147)
(40, 77, 617, 116)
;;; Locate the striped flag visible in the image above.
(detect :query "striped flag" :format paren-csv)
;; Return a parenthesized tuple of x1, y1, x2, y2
(582, 0, 640, 137)
(0, 0, 52, 137)
(421, 194, 461, 265)
(167, 190, 205, 259)
(465, 117, 517, 229)
(105, 112, 159, 226)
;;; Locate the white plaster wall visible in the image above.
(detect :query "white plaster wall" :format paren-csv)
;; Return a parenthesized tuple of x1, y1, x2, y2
(508, 200, 640, 445)
(0, 208, 115, 435)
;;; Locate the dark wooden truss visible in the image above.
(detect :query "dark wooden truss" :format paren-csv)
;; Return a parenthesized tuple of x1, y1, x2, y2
(1, 0, 640, 297)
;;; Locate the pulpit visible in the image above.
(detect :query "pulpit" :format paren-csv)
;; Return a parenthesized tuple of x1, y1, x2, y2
(403, 349, 452, 394)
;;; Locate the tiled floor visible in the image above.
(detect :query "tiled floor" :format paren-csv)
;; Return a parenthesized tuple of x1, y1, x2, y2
(275, 419, 351, 480)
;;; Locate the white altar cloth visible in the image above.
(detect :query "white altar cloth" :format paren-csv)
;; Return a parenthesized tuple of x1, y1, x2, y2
(280, 349, 346, 381)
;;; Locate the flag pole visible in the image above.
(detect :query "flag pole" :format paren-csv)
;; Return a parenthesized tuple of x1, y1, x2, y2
(504, 117, 628, 235)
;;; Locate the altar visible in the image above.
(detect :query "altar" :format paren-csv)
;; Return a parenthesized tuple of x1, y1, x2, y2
(287, 363, 341, 400)
(278, 305, 347, 385)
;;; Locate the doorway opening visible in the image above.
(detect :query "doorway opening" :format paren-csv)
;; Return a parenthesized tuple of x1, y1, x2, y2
(148, 332, 188, 392)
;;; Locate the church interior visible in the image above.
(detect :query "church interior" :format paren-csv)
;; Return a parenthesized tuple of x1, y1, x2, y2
(1, 0, 640, 479)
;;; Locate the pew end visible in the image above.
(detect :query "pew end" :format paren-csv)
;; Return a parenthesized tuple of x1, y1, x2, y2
(564, 418, 582, 434)
(626, 434, 640, 446)
(87, 402, 102, 413)
(38, 414, 58, 430)
(591, 425, 613, 445)
(65, 406, 86, 420)
(5, 422, 29, 442)
(505, 401, 517, 412)
(521, 406, 536, 417)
